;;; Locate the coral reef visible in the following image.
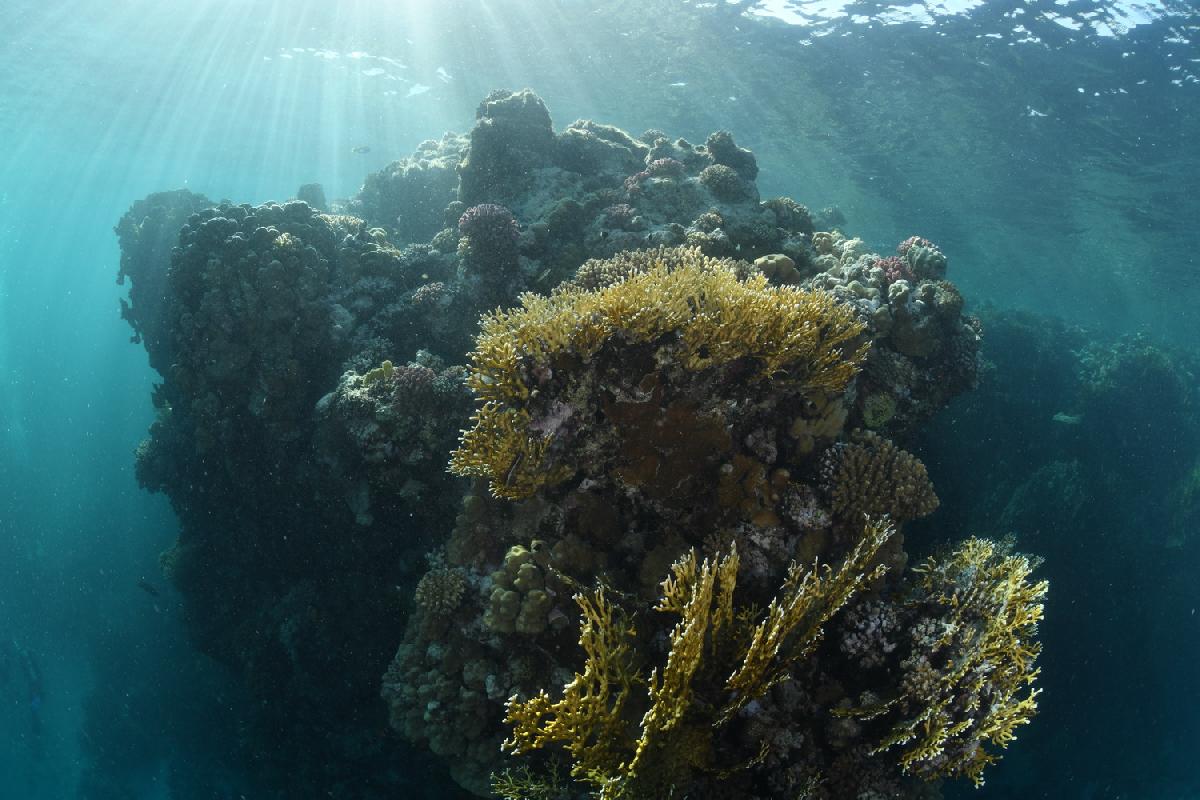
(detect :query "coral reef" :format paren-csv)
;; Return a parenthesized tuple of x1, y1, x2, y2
(448, 246, 867, 500)
(114, 188, 214, 373)
(384, 231, 1038, 796)
(114, 89, 1037, 799)
(350, 133, 468, 243)
(804, 231, 980, 438)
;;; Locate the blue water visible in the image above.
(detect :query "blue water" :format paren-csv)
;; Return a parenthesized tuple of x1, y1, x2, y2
(1, 0, 1197, 797)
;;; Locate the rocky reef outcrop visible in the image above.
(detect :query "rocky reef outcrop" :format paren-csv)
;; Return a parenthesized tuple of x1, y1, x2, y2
(115, 89, 1038, 799)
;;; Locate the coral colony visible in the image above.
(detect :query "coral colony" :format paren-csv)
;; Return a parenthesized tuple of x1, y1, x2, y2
(117, 89, 1045, 798)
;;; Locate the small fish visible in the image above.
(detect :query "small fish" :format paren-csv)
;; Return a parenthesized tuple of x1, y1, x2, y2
(137, 578, 160, 597)
(351, 145, 371, 154)
(504, 451, 526, 487)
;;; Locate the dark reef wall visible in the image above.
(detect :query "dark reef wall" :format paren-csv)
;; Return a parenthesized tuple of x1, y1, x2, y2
(913, 308, 1200, 796)
(115, 90, 1054, 798)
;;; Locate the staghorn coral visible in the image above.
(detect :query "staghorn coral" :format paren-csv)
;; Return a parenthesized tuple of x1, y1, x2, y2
(450, 246, 868, 499)
(821, 430, 939, 522)
(841, 538, 1047, 787)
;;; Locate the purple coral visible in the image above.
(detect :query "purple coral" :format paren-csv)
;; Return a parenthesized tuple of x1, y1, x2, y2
(392, 363, 437, 399)
(458, 203, 519, 245)
(457, 203, 520, 275)
(874, 255, 913, 285)
(897, 236, 936, 256)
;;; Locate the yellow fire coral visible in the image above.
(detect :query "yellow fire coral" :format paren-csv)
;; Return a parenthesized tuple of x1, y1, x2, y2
(500, 518, 896, 798)
(450, 246, 868, 499)
(844, 537, 1047, 787)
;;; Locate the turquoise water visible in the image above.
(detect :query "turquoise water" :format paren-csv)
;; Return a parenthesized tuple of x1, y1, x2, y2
(0, 1, 1196, 798)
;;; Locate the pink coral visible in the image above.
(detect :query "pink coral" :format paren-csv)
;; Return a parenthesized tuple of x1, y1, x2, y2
(874, 255, 912, 285)
(896, 236, 935, 256)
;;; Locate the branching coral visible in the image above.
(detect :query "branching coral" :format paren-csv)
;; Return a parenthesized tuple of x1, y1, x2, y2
(450, 246, 868, 499)
(570, 244, 750, 291)
(502, 587, 638, 792)
(721, 517, 895, 713)
(842, 537, 1047, 786)
(501, 518, 896, 798)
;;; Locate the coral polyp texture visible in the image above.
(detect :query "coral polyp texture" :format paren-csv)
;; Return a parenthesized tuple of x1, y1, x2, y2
(112, 89, 1041, 798)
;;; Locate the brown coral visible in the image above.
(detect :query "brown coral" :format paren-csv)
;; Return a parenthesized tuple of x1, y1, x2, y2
(414, 566, 467, 616)
(821, 431, 938, 522)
